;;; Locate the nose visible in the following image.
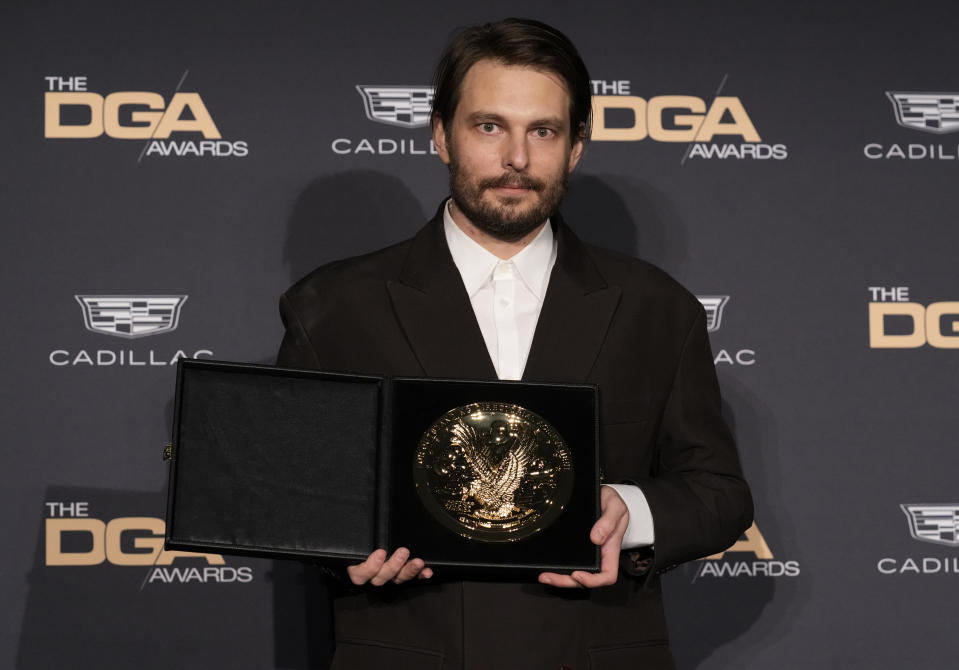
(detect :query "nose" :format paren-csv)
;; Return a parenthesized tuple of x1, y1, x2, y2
(502, 132, 529, 171)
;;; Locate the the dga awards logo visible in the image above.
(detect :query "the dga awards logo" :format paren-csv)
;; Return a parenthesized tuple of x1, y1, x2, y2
(589, 77, 788, 162)
(692, 522, 800, 580)
(49, 294, 213, 367)
(332, 84, 437, 156)
(877, 504, 959, 575)
(863, 91, 959, 160)
(75, 295, 186, 339)
(43, 500, 254, 586)
(867, 286, 959, 349)
(43, 73, 249, 159)
(696, 295, 755, 366)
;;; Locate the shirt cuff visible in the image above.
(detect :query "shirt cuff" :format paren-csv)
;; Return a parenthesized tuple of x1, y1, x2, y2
(604, 484, 655, 549)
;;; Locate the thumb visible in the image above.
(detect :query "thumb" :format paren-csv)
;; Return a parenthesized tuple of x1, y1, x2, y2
(590, 513, 614, 545)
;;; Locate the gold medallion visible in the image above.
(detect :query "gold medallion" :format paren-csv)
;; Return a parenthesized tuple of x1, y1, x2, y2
(413, 402, 573, 543)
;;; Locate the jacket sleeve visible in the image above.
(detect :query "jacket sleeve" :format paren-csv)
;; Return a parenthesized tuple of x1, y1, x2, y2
(632, 308, 753, 579)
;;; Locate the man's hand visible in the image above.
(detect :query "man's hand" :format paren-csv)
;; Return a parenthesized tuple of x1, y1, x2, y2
(346, 547, 433, 586)
(538, 485, 629, 588)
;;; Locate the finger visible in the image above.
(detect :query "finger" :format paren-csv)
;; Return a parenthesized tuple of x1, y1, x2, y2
(570, 547, 617, 587)
(572, 522, 624, 588)
(416, 566, 434, 579)
(592, 489, 628, 545)
(590, 506, 627, 545)
(541, 489, 632, 589)
(392, 557, 426, 584)
(590, 515, 614, 545)
(538, 571, 585, 588)
(570, 568, 614, 588)
(346, 548, 387, 585)
(369, 547, 410, 586)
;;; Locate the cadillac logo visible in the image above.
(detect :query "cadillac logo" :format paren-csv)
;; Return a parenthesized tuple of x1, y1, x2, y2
(900, 504, 959, 547)
(886, 92, 959, 134)
(356, 85, 434, 128)
(697, 295, 730, 333)
(75, 295, 187, 339)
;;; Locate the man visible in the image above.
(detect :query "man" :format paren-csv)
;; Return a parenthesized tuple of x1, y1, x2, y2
(278, 18, 752, 669)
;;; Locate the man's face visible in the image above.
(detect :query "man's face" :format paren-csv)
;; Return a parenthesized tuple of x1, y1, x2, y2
(433, 60, 584, 242)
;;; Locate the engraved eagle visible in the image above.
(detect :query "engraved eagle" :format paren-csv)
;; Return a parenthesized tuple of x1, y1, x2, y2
(449, 420, 537, 518)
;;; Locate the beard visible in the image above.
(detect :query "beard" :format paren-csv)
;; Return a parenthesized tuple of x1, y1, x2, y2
(447, 148, 569, 243)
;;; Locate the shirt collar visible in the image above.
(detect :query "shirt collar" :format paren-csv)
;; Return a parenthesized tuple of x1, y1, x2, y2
(443, 199, 556, 300)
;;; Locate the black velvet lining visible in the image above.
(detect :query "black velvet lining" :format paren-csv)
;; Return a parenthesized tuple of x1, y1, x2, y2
(167, 360, 382, 560)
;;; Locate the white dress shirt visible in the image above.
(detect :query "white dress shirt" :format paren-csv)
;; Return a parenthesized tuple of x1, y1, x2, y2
(443, 202, 654, 548)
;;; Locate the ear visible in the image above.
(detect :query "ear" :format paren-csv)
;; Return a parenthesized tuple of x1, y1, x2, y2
(432, 116, 451, 165)
(567, 123, 586, 173)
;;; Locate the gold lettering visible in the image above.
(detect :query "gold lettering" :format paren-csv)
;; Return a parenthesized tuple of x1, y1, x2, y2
(869, 302, 925, 348)
(705, 522, 773, 560)
(153, 93, 221, 139)
(105, 517, 164, 565)
(44, 92, 103, 138)
(926, 301, 959, 348)
(156, 548, 225, 565)
(695, 97, 761, 142)
(104, 517, 225, 565)
(103, 92, 164, 139)
(590, 95, 647, 141)
(45, 517, 226, 566)
(647, 96, 705, 142)
(45, 518, 105, 565)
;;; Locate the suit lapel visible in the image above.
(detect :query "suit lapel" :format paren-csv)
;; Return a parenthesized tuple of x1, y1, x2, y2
(388, 206, 619, 383)
(523, 218, 621, 383)
(387, 208, 497, 379)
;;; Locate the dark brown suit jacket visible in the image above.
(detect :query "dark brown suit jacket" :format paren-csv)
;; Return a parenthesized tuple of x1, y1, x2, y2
(277, 205, 752, 670)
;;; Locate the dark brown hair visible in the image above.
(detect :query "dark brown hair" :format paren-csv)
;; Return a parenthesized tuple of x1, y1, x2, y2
(431, 18, 592, 143)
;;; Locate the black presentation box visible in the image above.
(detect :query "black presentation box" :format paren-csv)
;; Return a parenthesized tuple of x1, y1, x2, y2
(164, 359, 600, 575)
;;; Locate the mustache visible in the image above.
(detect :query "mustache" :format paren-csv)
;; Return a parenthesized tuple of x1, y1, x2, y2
(479, 174, 545, 191)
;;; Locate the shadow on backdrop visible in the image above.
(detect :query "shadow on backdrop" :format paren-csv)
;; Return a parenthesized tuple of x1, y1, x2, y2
(663, 375, 793, 669)
(167, 391, 335, 670)
(283, 170, 428, 285)
(566, 173, 778, 667)
(563, 173, 688, 280)
(272, 171, 428, 669)
(17, 486, 270, 670)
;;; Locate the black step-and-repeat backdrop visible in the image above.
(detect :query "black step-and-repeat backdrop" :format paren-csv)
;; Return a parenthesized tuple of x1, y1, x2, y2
(3, 1, 958, 668)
